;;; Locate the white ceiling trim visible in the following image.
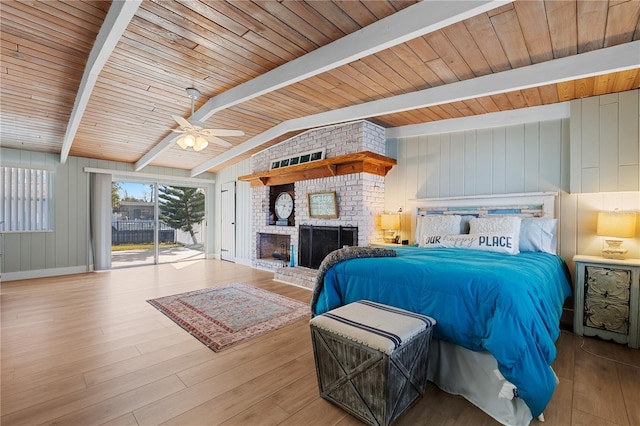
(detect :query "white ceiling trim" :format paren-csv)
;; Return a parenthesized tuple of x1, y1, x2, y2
(83, 167, 215, 184)
(134, 0, 513, 171)
(190, 41, 640, 176)
(385, 102, 570, 139)
(60, 0, 142, 163)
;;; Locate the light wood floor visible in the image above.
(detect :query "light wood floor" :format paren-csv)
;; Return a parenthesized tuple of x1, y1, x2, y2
(2, 259, 639, 426)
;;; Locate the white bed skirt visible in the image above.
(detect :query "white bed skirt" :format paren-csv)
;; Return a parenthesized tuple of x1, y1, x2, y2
(426, 339, 534, 426)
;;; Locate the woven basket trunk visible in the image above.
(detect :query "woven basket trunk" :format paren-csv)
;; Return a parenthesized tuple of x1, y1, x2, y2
(311, 324, 433, 426)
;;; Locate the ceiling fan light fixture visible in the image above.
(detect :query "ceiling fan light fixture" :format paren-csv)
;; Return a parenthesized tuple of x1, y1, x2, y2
(194, 136, 208, 151)
(176, 135, 188, 149)
(172, 87, 242, 151)
(176, 133, 196, 149)
(183, 133, 195, 147)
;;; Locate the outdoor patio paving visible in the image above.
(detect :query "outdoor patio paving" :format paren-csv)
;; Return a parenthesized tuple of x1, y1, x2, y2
(111, 246, 205, 268)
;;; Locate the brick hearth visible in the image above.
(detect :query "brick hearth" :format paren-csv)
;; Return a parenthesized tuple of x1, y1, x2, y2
(273, 266, 317, 290)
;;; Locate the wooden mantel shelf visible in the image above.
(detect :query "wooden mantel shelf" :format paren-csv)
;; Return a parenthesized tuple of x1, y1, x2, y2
(238, 151, 397, 187)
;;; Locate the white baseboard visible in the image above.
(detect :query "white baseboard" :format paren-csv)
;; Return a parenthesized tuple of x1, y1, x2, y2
(2, 265, 90, 282)
(1, 258, 278, 282)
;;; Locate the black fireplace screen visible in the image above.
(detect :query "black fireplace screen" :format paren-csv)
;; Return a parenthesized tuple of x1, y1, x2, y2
(298, 225, 357, 269)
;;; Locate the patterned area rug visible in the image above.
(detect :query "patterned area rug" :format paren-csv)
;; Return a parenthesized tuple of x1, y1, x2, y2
(147, 283, 309, 352)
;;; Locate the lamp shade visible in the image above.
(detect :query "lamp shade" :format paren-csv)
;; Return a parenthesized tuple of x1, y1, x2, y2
(380, 213, 400, 230)
(596, 211, 636, 238)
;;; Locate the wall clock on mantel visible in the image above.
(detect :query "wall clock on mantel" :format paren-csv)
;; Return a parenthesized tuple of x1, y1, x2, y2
(274, 191, 294, 226)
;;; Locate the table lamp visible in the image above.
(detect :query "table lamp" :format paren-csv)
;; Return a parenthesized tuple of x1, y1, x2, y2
(380, 213, 400, 243)
(596, 210, 637, 259)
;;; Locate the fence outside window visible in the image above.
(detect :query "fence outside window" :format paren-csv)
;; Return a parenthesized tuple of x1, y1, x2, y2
(111, 220, 175, 245)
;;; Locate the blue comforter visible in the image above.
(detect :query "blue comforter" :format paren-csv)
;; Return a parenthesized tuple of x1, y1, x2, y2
(312, 246, 572, 418)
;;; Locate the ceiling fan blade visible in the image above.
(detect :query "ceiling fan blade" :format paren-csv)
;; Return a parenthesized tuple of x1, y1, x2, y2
(172, 115, 193, 130)
(209, 136, 232, 147)
(210, 129, 245, 137)
(200, 128, 244, 137)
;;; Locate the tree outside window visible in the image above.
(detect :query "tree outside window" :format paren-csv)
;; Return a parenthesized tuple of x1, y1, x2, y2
(158, 186, 205, 245)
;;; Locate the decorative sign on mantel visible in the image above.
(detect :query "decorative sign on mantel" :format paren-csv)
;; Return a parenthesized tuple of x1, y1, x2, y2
(308, 191, 338, 218)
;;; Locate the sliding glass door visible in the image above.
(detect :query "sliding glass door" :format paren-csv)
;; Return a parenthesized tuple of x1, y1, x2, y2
(111, 182, 157, 268)
(157, 185, 206, 264)
(111, 181, 206, 268)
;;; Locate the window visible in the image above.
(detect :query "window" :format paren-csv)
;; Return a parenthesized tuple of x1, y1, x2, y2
(0, 166, 53, 231)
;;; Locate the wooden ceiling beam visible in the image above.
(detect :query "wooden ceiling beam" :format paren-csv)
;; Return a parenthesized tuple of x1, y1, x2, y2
(60, 0, 141, 164)
(135, 0, 512, 171)
(191, 40, 640, 176)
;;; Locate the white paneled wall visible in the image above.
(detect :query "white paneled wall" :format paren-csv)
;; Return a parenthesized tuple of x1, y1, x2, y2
(1, 147, 217, 280)
(1, 149, 90, 277)
(566, 89, 640, 260)
(570, 90, 640, 193)
(385, 119, 570, 247)
(387, 121, 567, 202)
(386, 96, 640, 267)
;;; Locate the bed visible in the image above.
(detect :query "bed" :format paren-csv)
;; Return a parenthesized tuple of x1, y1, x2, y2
(310, 192, 572, 426)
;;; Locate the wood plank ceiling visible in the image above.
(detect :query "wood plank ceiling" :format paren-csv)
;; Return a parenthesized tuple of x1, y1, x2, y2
(1, 0, 639, 175)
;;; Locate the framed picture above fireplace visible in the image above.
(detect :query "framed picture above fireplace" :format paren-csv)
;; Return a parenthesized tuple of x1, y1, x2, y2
(308, 191, 338, 219)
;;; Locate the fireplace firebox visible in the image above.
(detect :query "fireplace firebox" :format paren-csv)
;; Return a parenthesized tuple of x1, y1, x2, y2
(298, 225, 357, 269)
(258, 233, 291, 263)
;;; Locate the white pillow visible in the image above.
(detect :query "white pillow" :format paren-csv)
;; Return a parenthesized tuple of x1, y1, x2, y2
(469, 216, 522, 253)
(422, 232, 520, 254)
(469, 216, 522, 233)
(519, 218, 557, 254)
(416, 215, 462, 246)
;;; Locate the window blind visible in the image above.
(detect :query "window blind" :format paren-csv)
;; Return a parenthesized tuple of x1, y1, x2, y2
(0, 166, 53, 231)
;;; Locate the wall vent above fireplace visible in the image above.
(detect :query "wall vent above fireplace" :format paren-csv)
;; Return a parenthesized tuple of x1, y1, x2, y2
(270, 148, 326, 170)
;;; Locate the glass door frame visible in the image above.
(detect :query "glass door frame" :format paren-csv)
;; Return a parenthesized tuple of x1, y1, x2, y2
(111, 179, 207, 268)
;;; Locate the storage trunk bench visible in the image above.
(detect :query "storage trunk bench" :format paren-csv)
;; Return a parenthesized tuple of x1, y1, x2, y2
(310, 300, 436, 426)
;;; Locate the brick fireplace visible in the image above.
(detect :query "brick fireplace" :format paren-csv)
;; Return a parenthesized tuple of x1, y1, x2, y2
(242, 120, 392, 272)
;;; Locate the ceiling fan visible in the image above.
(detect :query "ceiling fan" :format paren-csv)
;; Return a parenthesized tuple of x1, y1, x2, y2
(172, 88, 244, 151)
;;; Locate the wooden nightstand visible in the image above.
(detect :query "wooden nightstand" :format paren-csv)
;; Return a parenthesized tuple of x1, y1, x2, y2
(573, 255, 640, 348)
